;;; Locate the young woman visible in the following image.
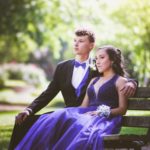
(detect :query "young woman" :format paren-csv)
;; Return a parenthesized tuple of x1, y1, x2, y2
(15, 45, 128, 150)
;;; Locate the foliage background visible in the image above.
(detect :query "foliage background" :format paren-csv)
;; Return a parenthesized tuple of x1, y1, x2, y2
(0, 0, 150, 86)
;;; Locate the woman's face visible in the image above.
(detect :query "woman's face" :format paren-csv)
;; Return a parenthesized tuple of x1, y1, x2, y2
(95, 49, 113, 73)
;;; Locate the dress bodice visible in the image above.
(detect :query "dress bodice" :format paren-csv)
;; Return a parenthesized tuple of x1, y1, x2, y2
(87, 75, 119, 108)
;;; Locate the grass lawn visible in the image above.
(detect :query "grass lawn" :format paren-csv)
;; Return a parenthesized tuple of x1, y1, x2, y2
(0, 111, 17, 150)
(0, 125, 12, 150)
(0, 107, 61, 150)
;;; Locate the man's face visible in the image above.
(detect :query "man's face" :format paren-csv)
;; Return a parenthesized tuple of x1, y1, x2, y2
(73, 35, 94, 56)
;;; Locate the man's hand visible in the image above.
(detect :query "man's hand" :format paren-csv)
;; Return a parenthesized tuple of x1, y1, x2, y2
(15, 110, 30, 125)
(120, 81, 137, 97)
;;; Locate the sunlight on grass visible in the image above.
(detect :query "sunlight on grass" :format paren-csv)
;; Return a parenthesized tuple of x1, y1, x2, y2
(126, 110, 150, 116)
(0, 79, 64, 106)
(0, 111, 17, 126)
(120, 127, 147, 135)
(0, 89, 35, 105)
(5, 80, 27, 87)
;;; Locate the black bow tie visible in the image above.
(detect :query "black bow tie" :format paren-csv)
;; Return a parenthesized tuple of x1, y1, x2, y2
(74, 61, 86, 69)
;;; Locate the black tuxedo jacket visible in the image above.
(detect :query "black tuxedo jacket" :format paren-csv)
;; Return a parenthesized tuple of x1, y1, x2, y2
(27, 59, 99, 114)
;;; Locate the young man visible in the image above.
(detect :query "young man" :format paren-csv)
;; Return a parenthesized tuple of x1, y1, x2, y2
(9, 27, 137, 149)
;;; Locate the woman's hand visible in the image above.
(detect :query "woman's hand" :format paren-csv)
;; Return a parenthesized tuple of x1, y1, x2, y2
(85, 111, 98, 116)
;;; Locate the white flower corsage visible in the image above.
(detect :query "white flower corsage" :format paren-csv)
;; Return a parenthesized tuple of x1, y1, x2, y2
(96, 104, 111, 118)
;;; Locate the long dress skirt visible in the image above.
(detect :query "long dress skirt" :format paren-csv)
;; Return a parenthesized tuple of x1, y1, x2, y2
(15, 106, 122, 150)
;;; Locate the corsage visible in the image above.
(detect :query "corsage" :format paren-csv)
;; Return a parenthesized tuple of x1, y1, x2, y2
(96, 104, 111, 118)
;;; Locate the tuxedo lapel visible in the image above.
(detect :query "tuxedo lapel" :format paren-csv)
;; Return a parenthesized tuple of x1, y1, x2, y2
(77, 67, 98, 99)
(64, 60, 75, 90)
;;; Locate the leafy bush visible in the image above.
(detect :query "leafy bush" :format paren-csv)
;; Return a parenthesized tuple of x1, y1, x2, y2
(0, 67, 9, 88)
(0, 63, 47, 87)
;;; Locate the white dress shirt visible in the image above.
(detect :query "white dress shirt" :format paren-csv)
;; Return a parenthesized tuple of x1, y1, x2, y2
(72, 59, 89, 89)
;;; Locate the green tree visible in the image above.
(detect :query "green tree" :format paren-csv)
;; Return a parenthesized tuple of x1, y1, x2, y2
(108, 0, 150, 85)
(0, 0, 107, 63)
(0, 0, 46, 62)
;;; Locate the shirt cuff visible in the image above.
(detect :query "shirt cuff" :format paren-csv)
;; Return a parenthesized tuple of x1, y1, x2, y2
(127, 79, 138, 87)
(25, 108, 33, 115)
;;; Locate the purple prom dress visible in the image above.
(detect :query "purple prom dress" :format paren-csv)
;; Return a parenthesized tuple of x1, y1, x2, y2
(15, 75, 122, 150)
